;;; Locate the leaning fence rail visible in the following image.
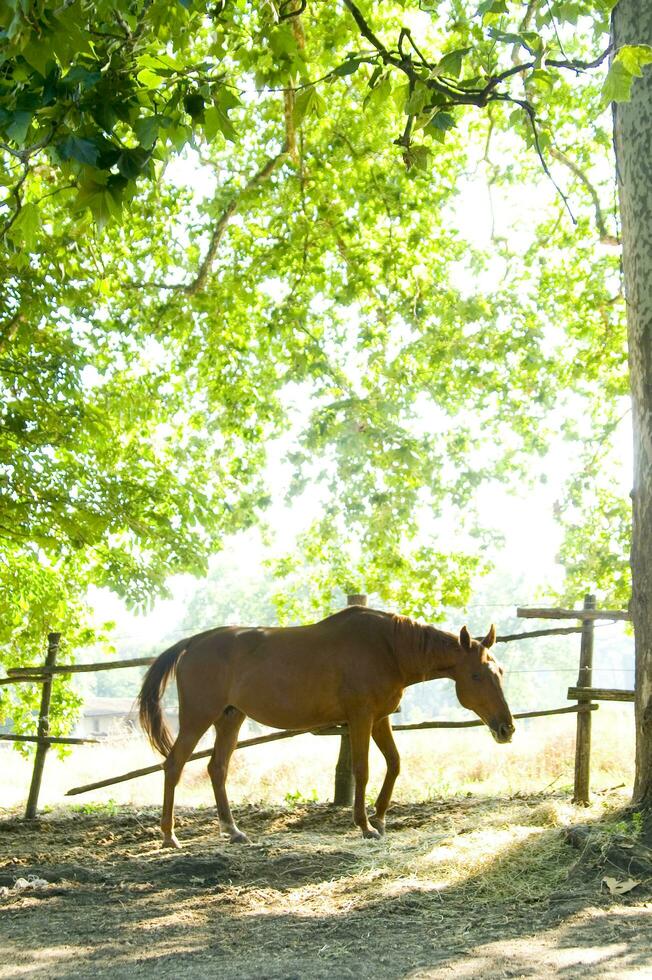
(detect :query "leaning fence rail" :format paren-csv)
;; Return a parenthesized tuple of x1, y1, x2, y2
(0, 594, 634, 817)
(64, 703, 598, 798)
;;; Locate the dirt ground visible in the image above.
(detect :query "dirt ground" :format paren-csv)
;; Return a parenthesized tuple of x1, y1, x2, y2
(1, 796, 650, 980)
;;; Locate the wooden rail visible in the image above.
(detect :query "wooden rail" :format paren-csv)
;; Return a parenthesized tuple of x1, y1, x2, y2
(517, 606, 631, 622)
(65, 703, 598, 798)
(66, 727, 318, 796)
(0, 734, 100, 745)
(567, 687, 635, 703)
(494, 625, 585, 643)
(326, 703, 599, 734)
(6, 656, 156, 678)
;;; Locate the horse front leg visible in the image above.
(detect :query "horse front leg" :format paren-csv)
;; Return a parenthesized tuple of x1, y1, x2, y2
(208, 707, 249, 843)
(347, 714, 380, 840)
(369, 715, 400, 836)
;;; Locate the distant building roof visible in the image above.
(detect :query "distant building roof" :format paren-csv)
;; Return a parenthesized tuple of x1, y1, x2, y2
(82, 697, 140, 717)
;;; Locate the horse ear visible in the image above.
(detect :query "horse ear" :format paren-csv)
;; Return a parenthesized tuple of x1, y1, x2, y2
(459, 625, 472, 651)
(483, 624, 497, 648)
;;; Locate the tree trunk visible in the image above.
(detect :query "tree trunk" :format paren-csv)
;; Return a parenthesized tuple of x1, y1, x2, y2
(612, 1, 652, 810)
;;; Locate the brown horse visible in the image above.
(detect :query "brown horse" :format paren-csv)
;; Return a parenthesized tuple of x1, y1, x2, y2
(138, 605, 514, 847)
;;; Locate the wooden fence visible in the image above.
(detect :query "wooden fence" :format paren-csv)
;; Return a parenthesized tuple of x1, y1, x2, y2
(0, 594, 634, 817)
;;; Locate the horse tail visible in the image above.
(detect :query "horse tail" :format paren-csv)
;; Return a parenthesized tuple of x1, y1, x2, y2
(138, 638, 188, 757)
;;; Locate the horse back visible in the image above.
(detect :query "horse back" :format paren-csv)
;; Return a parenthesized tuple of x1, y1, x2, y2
(174, 609, 401, 729)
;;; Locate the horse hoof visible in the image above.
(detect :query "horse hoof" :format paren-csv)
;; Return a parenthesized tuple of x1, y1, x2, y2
(362, 827, 382, 840)
(162, 835, 181, 849)
(369, 815, 386, 836)
(229, 830, 250, 844)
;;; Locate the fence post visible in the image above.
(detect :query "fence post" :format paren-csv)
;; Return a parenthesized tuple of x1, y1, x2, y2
(332, 594, 367, 806)
(24, 632, 61, 820)
(572, 595, 595, 806)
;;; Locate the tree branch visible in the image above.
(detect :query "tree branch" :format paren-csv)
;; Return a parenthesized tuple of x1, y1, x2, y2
(550, 148, 620, 244)
(0, 309, 25, 355)
(342, 0, 396, 67)
(281, 1, 306, 166)
(278, 0, 306, 20)
(124, 146, 289, 296)
(0, 162, 29, 240)
(338, 0, 612, 222)
(184, 148, 289, 296)
(547, 45, 614, 74)
(507, 98, 576, 224)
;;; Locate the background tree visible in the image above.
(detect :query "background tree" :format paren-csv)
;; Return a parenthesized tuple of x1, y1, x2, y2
(612, 0, 652, 812)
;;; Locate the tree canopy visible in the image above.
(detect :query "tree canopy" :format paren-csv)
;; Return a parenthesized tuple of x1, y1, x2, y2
(1, 0, 645, 736)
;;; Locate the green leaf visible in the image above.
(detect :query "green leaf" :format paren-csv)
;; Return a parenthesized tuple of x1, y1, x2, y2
(134, 116, 159, 150)
(10, 202, 40, 250)
(405, 143, 431, 171)
(22, 39, 52, 77)
(48, 8, 91, 63)
(405, 82, 430, 116)
(487, 28, 525, 46)
(333, 56, 362, 77)
(477, 0, 508, 16)
(216, 87, 242, 112)
(61, 66, 102, 90)
(363, 74, 392, 112)
(116, 147, 150, 180)
(555, 2, 581, 25)
(436, 48, 470, 78)
(269, 27, 301, 60)
(529, 69, 554, 91)
(184, 92, 205, 119)
(137, 68, 164, 89)
(602, 45, 652, 105)
(204, 105, 236, 141)
(425, 111, 456, 135)
(5, 110, 31, 144)
(293, 86, 325, 128)
(617, 44, 652, 77)
(92, 101, 119, 134)
(58, 136, 101, 166)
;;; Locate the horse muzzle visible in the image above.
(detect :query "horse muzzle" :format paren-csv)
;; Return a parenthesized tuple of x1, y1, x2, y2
(490, 721, 515, 744)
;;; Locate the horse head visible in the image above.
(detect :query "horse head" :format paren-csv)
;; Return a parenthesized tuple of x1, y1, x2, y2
(454, 624, 514, 743)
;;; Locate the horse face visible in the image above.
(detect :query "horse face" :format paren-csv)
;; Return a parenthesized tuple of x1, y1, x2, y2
(454, 625, 515, 744)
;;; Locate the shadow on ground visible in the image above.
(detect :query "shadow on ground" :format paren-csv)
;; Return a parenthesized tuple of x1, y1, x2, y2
(1, 798, 650, 979)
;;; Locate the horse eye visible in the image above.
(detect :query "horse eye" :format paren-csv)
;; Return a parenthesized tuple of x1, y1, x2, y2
(472, 672, 481, 681)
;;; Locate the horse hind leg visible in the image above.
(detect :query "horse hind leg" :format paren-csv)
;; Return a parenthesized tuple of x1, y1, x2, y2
(161, 719, 212, 849)
(208, 707, 248, 844)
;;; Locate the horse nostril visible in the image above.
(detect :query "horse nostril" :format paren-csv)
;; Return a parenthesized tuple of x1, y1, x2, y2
(498, 723, 514, 740)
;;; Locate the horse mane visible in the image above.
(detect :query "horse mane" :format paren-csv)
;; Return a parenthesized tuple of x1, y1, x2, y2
(391, 613, 460, 663)
(391, 614, 428, 658)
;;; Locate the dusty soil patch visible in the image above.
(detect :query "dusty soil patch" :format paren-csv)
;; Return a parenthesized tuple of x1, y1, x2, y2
(1, 796, 650, 979)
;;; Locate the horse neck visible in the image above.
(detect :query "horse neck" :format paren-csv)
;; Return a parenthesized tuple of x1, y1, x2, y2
(392, 618, 460, 686)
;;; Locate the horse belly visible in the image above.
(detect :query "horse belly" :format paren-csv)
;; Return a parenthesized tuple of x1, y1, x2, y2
(228, 650, 349, 729)
(232, 676, 345, 730)
(229, 646, 396, 730)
